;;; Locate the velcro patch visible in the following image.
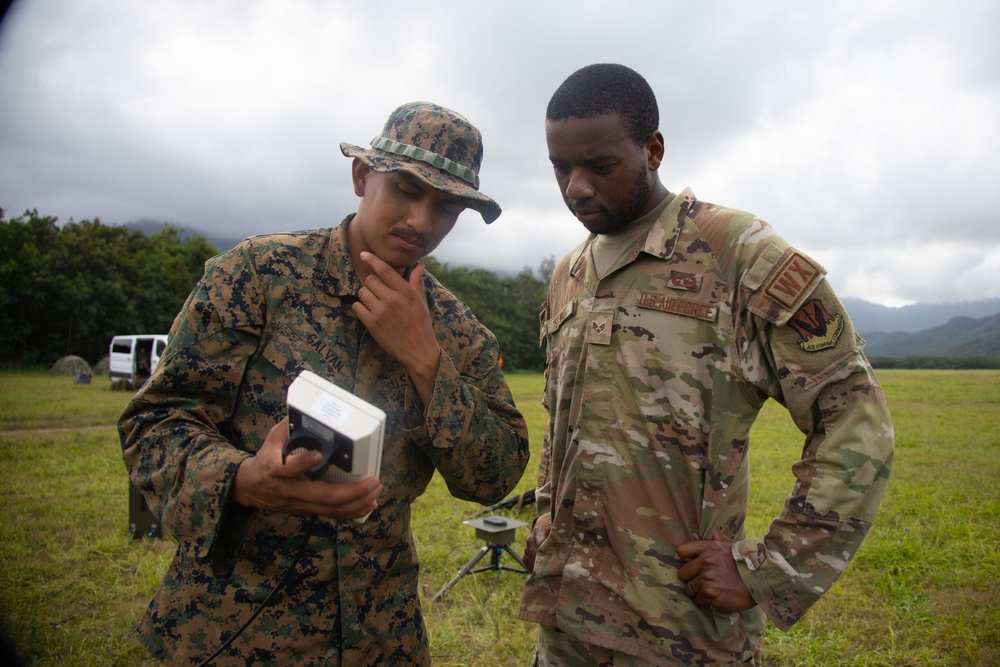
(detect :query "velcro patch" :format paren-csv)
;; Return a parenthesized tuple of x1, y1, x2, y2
(669, 270, 702, 291)
(765, 251, 821, 308)
(637, 291, 718, 321)
(789, 298, 844, 351)
(586, 312, 614, 345)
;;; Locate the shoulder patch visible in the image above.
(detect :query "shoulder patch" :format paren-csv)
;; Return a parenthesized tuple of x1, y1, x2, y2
(765, 250, 822, 308)
(789, 298, 844, 351)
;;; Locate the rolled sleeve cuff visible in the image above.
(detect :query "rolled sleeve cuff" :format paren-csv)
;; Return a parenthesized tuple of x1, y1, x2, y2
(733, 538, 811, 631)
(188, 446, 254, 562)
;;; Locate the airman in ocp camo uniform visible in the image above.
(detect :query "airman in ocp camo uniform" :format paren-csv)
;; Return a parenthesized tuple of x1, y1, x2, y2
(120, 102, 529, 666)
(519, 64, 894, 666)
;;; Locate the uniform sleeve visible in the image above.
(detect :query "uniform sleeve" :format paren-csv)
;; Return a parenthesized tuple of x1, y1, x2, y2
(119, 243, 264, 561)
(403, 286, 530, 506)
(733, 247, 894, 630)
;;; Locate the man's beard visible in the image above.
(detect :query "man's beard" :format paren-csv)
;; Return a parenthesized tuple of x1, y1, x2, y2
(578, 173, 652, 235)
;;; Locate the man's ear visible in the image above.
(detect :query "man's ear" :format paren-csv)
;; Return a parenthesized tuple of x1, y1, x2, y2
(351, 158, 372, 196)
(646, 130, 665, 171)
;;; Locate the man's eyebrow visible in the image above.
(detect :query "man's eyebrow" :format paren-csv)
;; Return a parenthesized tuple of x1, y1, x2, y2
(549, 154, 617, 164)
(394, 171, 424, 186)
(394, 171, 434, 193)
(395, 170, 465, 205)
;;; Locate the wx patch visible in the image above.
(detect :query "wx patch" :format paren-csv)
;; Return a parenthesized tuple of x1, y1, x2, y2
(765, 251, 822, 308)
(789, 298, 844, 351)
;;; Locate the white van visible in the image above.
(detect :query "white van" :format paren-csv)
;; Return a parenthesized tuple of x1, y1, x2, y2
(109, 334, 168, 388)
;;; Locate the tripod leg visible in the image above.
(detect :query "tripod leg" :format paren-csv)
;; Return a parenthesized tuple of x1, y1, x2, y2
(432, 545, 490, 601)
(501, 543, 528, 572)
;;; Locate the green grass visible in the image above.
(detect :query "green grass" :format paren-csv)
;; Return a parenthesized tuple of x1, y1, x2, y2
(0, 370, 997, 665)
(0, 370, 131, 430)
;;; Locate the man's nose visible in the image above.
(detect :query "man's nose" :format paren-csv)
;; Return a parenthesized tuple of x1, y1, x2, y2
(406, 201, 435, 233)
(564, 169, 595, 200)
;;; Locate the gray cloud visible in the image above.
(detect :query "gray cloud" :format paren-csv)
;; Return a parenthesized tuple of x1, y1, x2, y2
(1, 0, 998, 306)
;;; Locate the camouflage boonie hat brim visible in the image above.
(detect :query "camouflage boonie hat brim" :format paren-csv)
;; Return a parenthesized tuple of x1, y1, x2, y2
(341, 102, 502, 224)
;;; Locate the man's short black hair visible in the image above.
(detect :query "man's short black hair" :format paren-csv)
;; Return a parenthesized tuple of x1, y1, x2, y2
(546, 64, 659, 146)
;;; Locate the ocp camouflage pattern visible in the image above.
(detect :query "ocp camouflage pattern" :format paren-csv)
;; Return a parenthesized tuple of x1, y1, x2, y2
(120, 216, 530, 666)
(519, 189, 894, 666)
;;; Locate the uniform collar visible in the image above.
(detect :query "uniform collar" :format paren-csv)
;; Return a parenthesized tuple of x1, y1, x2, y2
(641, 187, 696, 261)
(568, 188, 696, 280)
(320, 214, 364, 298)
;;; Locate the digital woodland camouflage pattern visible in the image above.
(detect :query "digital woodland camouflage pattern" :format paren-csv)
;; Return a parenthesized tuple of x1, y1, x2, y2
(519, 189, 894, 666)
(120, 217, 529, 666)
(340, 101, 502, 224)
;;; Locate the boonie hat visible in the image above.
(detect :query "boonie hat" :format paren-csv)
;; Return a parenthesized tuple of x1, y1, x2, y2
(341, 102, 502, 224)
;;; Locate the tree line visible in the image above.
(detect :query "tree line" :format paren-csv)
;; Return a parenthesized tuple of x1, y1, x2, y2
(0, 210, 218, 367)
(0, 210, 550, 371)
(8, 209, 995, 374)
(423, 257, 550, 372)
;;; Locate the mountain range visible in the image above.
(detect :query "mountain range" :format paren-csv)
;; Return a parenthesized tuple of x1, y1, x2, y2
(845, 298, 1000, 358)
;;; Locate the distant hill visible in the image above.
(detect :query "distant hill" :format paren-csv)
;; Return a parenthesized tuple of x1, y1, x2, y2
(843, 297, 1000, 334)
(842, 297, 1000, 359)
(861, 312, 1000, 358)
(125, 220, 240, 254)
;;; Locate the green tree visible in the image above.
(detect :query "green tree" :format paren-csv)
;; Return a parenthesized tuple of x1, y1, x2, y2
(537, 255, 556, 284)
(0, 210, 217, 367)
(0, 209, 61, 365)
(424, 257, 547, 371)
(133, 225, 219, 334)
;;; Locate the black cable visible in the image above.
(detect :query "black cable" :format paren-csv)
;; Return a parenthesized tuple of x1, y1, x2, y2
(195, 516, 317, 667)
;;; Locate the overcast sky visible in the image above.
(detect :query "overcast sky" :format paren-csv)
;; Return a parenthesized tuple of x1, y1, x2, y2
(1, 0, 998, 307)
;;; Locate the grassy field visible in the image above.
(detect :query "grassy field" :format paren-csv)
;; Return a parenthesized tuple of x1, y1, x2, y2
(0, 369, 997, 666)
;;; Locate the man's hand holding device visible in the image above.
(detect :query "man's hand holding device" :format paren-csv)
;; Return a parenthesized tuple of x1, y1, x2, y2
(232, 371, 386, 522)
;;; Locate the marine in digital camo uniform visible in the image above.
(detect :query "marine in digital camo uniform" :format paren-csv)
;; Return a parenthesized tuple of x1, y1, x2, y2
(518, 64, 894, 666)
(120, 102, 530, 666)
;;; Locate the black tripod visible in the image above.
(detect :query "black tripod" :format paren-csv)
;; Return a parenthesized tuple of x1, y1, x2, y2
(432, 516, 529, 601)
